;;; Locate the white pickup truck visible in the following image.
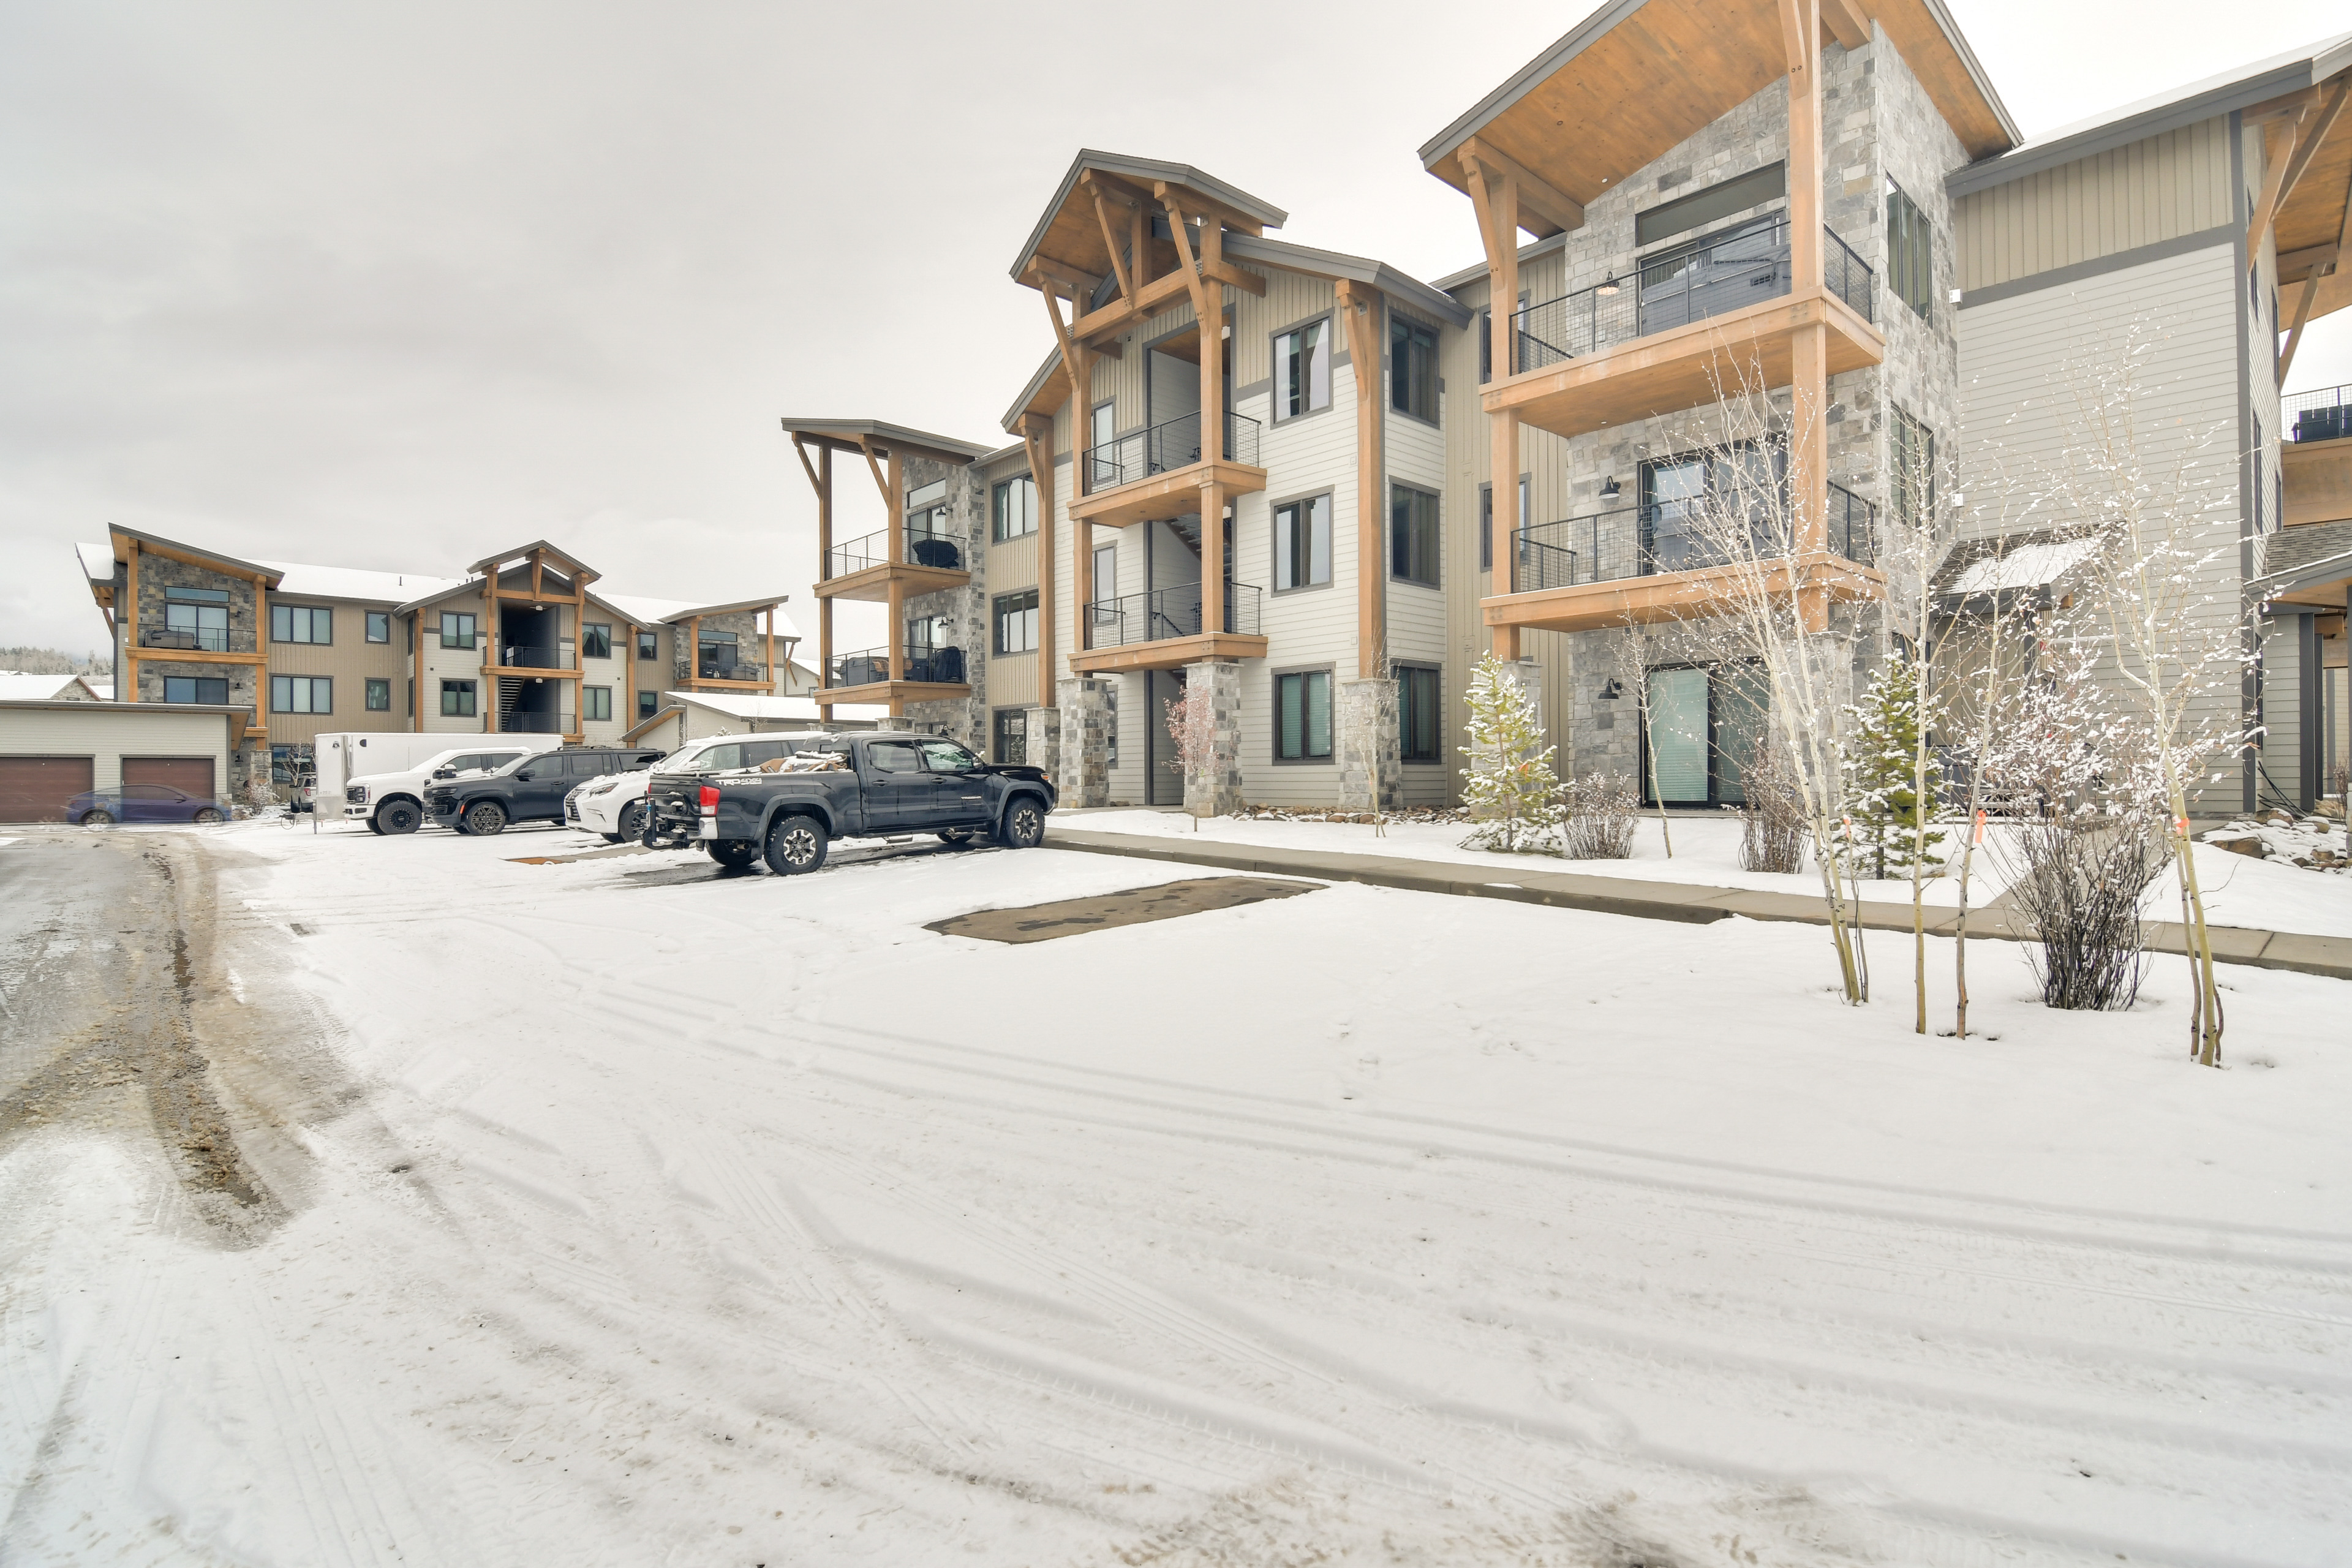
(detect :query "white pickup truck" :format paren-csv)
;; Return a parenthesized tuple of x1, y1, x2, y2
(566, 733, 819, 842)
(343, 739, 559, 834)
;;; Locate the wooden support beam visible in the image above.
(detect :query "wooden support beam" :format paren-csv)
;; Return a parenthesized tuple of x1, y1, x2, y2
(1780, 0, 1825, 292)
(1199, 480, 1226, 636)
(1027, 252, 1105, 298)
(1020, 413, 1058, 710)
(1457, 137, 1585, 237)
(2248, 115, 2305, 261)
(123, 541, 139, 703)
(764, 609, 776, 696)
(816, 443, 833, 695)
(1160, 195, 1223, 465)
(2273, 75, 2350, 233)
(885, 445, 904, 685)
(412, 609, 423, 731)
(482, 584, 499, 733)
(1082, 174, 1134, 304)
(530, 549, 543, 600)
(1336, 280, 1385, 680)
(854, 435, 892, 510)
(1820, 0, 1869, 50)
(2279, 266, 2326, 382)
(624, 620, 636, 733)
(1201, 258, 1267, 296)
(1146, 181, 1264, 240)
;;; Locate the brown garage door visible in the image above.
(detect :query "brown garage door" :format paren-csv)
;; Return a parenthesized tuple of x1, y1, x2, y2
(0, 756, 96, 823)
(122, 757, 216, 799)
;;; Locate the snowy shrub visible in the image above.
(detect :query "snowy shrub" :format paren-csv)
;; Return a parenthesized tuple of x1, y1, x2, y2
(1458, 654, 1562, 856)
(1559, 773, 1637, 859)
(1841, 652, 1945, 878)
(2006, 816, 2160, 1011)
(1736, 741, 1809, 875)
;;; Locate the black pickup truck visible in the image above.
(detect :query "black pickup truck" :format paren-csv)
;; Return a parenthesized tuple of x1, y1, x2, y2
(643, 731, 1055, 874)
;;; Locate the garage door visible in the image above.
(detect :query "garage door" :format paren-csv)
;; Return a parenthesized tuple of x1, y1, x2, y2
(123, 757, 216, 799)
(0, 756, 96, 823)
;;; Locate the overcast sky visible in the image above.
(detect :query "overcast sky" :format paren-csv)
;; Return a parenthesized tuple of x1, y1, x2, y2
(5, 0, 2348, 659)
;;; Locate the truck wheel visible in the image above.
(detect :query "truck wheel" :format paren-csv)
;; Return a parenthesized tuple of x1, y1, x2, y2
(462, 800, 508, 836)
(763, 815, 828, 875)
(997, 798, 1046, 850)
(707, 838, 759, 868)
(376, 799, 421, 835)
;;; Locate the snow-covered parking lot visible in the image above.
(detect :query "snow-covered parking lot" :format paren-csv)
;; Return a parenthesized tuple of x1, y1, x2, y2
(4, 818, 2349, 1566)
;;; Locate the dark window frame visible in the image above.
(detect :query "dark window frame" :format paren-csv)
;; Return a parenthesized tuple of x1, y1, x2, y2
(1636, 160, 1787, 247)
(439, 611, 477, 650)
(1390, 482, 1441, 588)
(1270, 312, 1334, 424)
(583, 685, 612, 723)
(1272, 664, 1336, 765)
(365, 611, 391, 643)
(1890, 405, 1937, 535)
(269, 674, 332, 714)
(1396, 663, 1443, 764)
(992, 473, 1038, 541)
(1389, 314, 1439, 425)
(364, 677, 391, 712)
(581, 623, 612, 660)
(271, 603, 333, 645)
(636, 688, 659, 720)
(440, 679, 478, 718)
(992, 707, 1028, 765)
(163, 675, 230, 704)
(1271, 489, 1335, 594)
(636, 628, 658, 660)
(992, 589, 1039, 657)
(1885, 176, 1934, 323)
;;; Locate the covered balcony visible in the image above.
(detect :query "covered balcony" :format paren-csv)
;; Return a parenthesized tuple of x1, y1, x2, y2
(813, 522, 972, 603)
(490, 637, 575, 675)
(1491, 219, 1883, 442)
(1491, 481, 1883, 635)
(2285, 384, 2352, 528)
(1068, 579, 1267, 673)
(1070, 409, 1266, 530)
(823, 640, 971, 705)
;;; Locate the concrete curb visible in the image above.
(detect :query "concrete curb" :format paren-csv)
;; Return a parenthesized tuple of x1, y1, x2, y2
(1044, 828, 2352, 982)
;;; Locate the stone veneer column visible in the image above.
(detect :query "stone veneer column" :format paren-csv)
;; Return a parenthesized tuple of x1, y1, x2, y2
(1336, 676, 1401, 812)
(1026, 705, 1062, 789)
(1056, 676, 1114, 808)
(1183, 659, 1245, 818)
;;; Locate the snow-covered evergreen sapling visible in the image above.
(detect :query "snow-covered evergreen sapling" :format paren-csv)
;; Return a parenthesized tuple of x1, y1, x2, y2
(1841, 653, 1944, 880)
(1458, 653, 1563, 855)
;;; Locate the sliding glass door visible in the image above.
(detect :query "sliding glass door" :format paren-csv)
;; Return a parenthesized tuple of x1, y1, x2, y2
(1644, 662, 1770, 808)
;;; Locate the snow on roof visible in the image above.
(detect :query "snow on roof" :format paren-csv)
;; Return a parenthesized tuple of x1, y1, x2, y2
(1946, 538, 2100, 596)
(77, 541, 115, 582)
(258, 560, 470, 603)
(664, 691, 872, 723)
(600, 595, 801, 638)
(0, 674, 96, 701)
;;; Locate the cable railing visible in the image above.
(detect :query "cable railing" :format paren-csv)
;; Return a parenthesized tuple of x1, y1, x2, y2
(1509, 219, 1874, 374)
(824, 525, 967, 577)
(500, 639, 576, 671)
(1080, 581, 1262, 649)
(694, 655, 767, 682)
(142, 624, 252, 653)
(497, 710, 575, 735)
(2286, 384, 2349, 444)
(829, 644, 969, 688)
(1081, 410, 1262, 495)
(1509, 481, 1878, 592)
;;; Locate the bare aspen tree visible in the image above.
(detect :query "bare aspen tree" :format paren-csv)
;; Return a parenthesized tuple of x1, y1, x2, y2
(1611, 621, 1674, 858)
(2040, 326, 2247, 1066)
(1875, 419, 1953, 1035)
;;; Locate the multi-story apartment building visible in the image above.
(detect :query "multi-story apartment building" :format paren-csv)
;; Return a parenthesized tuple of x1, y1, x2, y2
(77, 527, 796, 796)
(787, 11, 2347, 821)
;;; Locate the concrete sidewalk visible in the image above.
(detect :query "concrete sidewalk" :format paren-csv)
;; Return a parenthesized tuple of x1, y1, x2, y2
(1044, 826, 2352, 982)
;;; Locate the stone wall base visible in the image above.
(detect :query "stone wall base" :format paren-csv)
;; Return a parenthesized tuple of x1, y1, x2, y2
(1056, 677, 1115, 807)
(1336, 676, 1402, 811)
(1183, 660, 1246, 817)
(1027, 705, 1062, 789)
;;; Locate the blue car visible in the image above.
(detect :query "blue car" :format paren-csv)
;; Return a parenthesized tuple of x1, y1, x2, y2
(67, 783, 231, 826)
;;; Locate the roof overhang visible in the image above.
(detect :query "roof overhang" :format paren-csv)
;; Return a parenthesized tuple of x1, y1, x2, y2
(105, 526, 284, 587)
(466, 540, 597, 584)
(1222, 235, 1474, 327)
(1420, 0, 2015, 225)
(1008, 151, 1286, 294)
(657, 595, 794, 624)
(780, 419, 995, 468)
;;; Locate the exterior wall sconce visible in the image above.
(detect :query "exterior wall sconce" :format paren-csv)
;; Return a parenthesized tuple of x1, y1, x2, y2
(1599, 677, 1624, 699)
(1599, 475, 1622, 500)
(1596, 276, 1621, 295)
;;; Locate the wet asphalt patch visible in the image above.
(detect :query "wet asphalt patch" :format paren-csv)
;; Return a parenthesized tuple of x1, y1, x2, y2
(924, 876, 1321, 944)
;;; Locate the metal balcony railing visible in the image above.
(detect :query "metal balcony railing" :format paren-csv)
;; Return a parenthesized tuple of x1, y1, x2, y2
(1081, 581, 1262, 649)
(694, 655, 767, 682)
(829, 644, 969, 688)
(500, 639, 575, 671)
(142, 625, 252, 654)
(1509, 481, 1877, 592)
(499, 710, 575, 735)
(2286, 384, 2350, 444)
(1509, 219, 1874, 374)
(825, 525, 967, 577)
(1082, 410, 1262, 495)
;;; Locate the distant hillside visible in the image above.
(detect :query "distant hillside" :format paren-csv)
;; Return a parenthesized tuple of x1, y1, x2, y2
(0, 646, 113, 676)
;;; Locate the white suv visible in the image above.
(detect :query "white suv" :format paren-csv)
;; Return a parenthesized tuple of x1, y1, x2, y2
(346, 742, 553, 834)
(567, 733, 826, 842)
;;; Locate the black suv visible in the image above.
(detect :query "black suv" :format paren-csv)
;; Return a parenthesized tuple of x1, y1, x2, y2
(426, 747, 666, 835)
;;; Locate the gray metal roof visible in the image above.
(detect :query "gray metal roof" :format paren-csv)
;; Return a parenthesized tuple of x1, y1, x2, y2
(1008, 151, 1289, 284)
(1418, 0, 2018, 173)
(1221, 234, 1475, 327)
(999, 349, 1065, 435)
(1949, 31, 2352, 198)
(777, 418, 995, 464)
(2253, 519, 2352, 598)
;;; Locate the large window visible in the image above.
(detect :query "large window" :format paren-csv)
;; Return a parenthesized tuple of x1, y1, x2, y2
(1645, 662, 1770, 808)
(992, 475, 1037, 540)
(1390, 484, 1441, 587)
(1891, 406, 1936, 533)
(365, 678, 391, 711)
(993, 589, 1039, 656)
(164, 676, 228, 704)
(1390, 317, 1439, 424)
(440, 679, 477, 717)
(993, 708, 1027, 765)
(163, 586, 231, 652)
(1477, 477, 1529, 573)
(366, 611, 391, 643)
(1272, 318, 1330, 420)
(271, 604, 331, 644)
(636, 628, 658, 660)
(1398, 665, 1441, 763)
(1886, 177, 1933, 322)
(270, 675, 331, 714)
(1636, 160, 1787, 247)
(584, 685, 612, 722)
(1275, 669, 1333, 762)
(582, 623, 612, 660)
(637, 688, 658, 721)
(1273, 494, 1332, 591)
(440, 612, 477, 650)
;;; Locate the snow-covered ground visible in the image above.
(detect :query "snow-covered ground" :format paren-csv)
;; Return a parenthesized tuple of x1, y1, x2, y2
(4, 818, 2350, 1566)
(1074, 809, 2352, 935)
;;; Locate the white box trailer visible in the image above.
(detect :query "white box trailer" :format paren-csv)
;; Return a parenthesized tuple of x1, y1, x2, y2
(311, 731, 557, 810)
